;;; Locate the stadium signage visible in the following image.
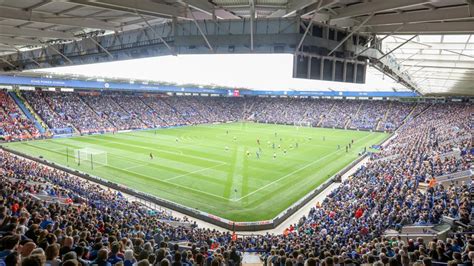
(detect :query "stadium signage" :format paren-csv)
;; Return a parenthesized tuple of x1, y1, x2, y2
(0, 75, 419, 98)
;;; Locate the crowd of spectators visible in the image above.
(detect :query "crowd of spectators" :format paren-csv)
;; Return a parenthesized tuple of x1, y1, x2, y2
(10, 91, 443, 139)
(141, 97, 188, 127)
(111, 95, 163, 129)
(0, 91, 40, 141)
(257, 102, 472, 265)
(161, 97, 208, 125)
(349, 101, 387, 130)
(23, 91, 114, 135)
(382, 102, 419, 131)
(0, 99, 472, 266)
(81, 93, 130, 130)
(251, 98, 333, 126)
(22, 91, 70, 134)
(321, 100, 360, 129)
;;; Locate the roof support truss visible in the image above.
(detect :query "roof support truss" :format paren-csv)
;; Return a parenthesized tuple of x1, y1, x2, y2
(187, 7, 213, 51)
(379, 35, 417, 60)
(135, 12, 175, 55)
(47, 45, 73, 64)
(327, 13, 374, 56)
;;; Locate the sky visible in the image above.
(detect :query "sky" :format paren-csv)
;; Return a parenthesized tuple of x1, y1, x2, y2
(31, 54, 408, 92)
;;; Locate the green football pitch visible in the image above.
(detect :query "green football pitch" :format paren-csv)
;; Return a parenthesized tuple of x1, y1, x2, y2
(2, 122, 389, 221)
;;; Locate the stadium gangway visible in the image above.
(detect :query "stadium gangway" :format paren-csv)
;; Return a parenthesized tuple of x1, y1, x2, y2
(435, 169, 473, 185)
(439, 134, 471, 146)
(439, 148, 461, 160)
(384, 223, 451, 243)
(158, 220, 193, 228)
(441, 215, 472, 229)
(419, 169, 473, 189)
(372, 153, 401, 163)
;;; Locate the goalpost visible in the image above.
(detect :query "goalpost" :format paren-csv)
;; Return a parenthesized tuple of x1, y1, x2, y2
(74, 148, 108, 169)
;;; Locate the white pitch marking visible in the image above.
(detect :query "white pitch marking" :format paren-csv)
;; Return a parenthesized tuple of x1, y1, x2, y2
(231, 133, 375, 202)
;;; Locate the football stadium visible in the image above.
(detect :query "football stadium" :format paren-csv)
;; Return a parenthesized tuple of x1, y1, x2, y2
(0, 0, 472, 265)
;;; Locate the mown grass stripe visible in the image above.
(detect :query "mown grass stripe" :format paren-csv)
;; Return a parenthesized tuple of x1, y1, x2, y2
(3, 122, 389, 221)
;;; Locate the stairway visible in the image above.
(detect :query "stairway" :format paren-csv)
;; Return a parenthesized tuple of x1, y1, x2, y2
(346, 101, 363, 129)
(8, 91, 46, 133)
(162, 98, 190, 123)
(139, 97, 168, 126)
(396, 103, 432, 132)
(344, 119, 351, 129)
(402, 103, 418, 124)
(318, 101, 337, 127)
(243, 101, 256, 120)
(376, 101, 392, 131)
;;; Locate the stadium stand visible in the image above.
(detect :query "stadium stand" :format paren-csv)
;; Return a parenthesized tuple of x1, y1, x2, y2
(22, 91, 73, 135)
(81, 93, 144, 131)
(0, 90, 40, 141)
(1, 0, 473, 264)
(0, 92, 472, 266)
(3, 92, 433, 140)
(321, 100, 361, 129)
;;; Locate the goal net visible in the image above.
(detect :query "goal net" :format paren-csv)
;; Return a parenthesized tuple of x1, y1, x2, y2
(74, 148, 107, 168)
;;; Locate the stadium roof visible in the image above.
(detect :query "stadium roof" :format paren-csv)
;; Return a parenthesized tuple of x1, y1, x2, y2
(381, 34, 474, 95)
(0, 0, 473, 95)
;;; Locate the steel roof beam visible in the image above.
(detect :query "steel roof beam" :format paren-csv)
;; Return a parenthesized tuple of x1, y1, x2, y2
(0, 36, 42, 46)
(26, 0, 53, 11)
(249, 0, 255, 51)
(0, 6, 117, 31)
(408, 69, 473, 74)
(0, 58, 17, 69)
(0, 45, 17, 52)
(379, 35, 417, 60)
(135, 12, 174, 55)
(65, 0, 184, 19)
(84, 34, 113, 58)
(410, 75, 474, 81)
(187, 7, 213, 51)
(327, 13, 374, 56)
(295, 0, 329, 52)
(363, 5, 474, 27)
(365, 21, 474, 34)
(331, 0, 430, 20)
(399, 58, 474, 64)
(0, 26, 75, 39)
(383, 42, 474, 50)
(285, 0, 338, 18)
(46, 45, 73, 64)
(401, 63, 474, 70)
(353, 25, 404, 59)
(179, 0, 215, 16)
